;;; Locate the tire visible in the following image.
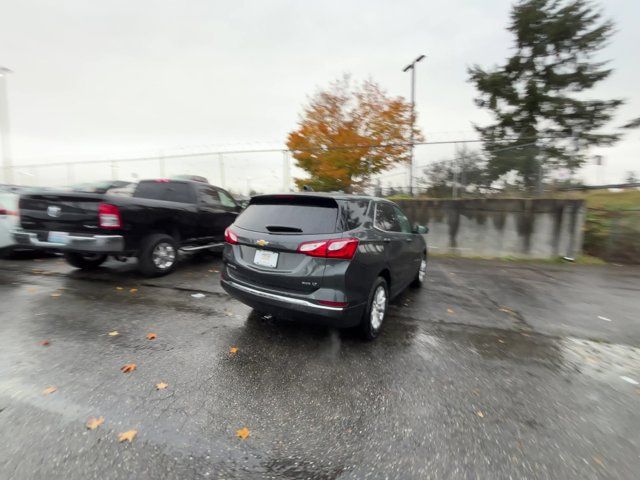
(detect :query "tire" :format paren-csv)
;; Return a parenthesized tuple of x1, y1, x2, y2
(411, 253, 427, 288)
(138, 233, 179, 277)
(360, 277, 389, 340)
(64, 252, 108, 270)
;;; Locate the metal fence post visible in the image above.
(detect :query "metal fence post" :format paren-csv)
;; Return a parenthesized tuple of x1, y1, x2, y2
(219, 153, 225, 188)
(283, 150, 290, 192)
(66, 163, 74, 185)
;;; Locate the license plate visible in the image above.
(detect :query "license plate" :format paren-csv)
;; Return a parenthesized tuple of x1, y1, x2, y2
(48, 231, 70, 244)
(254, 249, 278, 268)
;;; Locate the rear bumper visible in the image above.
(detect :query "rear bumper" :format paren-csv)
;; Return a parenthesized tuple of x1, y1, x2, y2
(221, 276, 364, 328)
(12, 230, 125, 253)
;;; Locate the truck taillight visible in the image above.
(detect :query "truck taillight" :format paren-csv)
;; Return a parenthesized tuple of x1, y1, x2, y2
(98, 203, 122, 229)
(225, 227, 238, 244)
(297, 238, 359, 260)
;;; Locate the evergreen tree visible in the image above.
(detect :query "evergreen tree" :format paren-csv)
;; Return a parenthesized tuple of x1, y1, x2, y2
(469, 0, 623, 189)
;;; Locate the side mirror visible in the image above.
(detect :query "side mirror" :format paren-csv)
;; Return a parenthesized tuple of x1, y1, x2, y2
(239, 200, 249, 210)
(413, 224, 428, 234)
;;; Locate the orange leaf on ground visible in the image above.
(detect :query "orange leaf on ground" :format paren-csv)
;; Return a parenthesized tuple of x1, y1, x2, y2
(116, 287, 123, 291)
(38, 340, 50, 346)
(447, 308, 454, 315)
(118, 430, 137, 443)
(108, 331, 119, 336)
(146, 333, 157, 340)
(120, 363, 136, 373)
(86, 416, 105, 430)
(156, 382, 168, 390)
(236, 427, 250, 439)
(476, 411, 485, 418)
(51, 293, 61, 298)
(229, 346, 238, 354)
(42, 386, 57, 395)
(129, 288, 138, 294)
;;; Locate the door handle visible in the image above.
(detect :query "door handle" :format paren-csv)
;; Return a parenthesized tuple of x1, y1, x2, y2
(405, 237, 413, 242)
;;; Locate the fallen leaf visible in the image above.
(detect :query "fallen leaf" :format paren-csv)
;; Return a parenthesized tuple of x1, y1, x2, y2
(51, 293, 61, 298)
(229, 346, 238, 354)
(499, 307, 515, 315)
(593, 456, 604, 467)
(129, 288, 138, 294)
(156, 382, 168, 390)
(208, 269, 215, 273)
(116, 287, 123, 291)
(236, 427, 250, 440)
(447, 308, 454, 315)
(26, 287, 37, 293)
(471, 389, 480, 396)
(108, 331, 119, 336)
(118, 430, 137, 443)
(146, 333, 157, 340)
(497, 339, 505, 344)
(191, 293, 206, 299)
(38, 340, 50, 346)
(86, 416, 105, 430)
(475, 411, 484, 418)
(42, 386, 57, 395)
(213, 269, 219, 273)
(121, 363, 136, 373)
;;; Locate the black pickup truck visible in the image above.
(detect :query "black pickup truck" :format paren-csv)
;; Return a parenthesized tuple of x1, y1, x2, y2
(13, 179, 242, 276)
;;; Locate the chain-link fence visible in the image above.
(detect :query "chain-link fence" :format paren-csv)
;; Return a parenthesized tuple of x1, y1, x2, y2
(583, 208, 640, 264)
(2, 140, 561, 197)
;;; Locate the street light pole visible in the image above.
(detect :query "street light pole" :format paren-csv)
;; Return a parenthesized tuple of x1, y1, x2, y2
(0, 66, 13, 184)
(403, 54, 425, 196)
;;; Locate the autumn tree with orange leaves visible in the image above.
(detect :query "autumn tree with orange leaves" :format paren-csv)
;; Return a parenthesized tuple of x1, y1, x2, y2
(287, 76, 422, 193)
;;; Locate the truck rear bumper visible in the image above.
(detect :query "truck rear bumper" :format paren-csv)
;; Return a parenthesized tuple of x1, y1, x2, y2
(12, 230, 125, 253)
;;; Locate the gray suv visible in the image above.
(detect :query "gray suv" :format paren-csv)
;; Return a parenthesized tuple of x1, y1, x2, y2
(220, 193, 427, 339)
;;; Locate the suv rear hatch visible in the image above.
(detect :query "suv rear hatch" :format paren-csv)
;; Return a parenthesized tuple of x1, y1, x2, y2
(226, 195, 346, 294)
(19, 191, 107, 234)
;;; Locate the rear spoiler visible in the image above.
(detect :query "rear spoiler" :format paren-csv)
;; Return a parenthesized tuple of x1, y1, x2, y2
(250, 194, 338, 208)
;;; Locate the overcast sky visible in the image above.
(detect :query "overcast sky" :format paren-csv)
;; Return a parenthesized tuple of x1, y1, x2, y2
(1, 0, 638, 190)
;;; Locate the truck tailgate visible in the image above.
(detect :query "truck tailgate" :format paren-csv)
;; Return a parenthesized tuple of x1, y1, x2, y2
(19, 192, 105, 233)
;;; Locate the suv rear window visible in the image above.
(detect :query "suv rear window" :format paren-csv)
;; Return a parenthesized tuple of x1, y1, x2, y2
(235, 197, 338, 234)
(133, 181, 195, 204)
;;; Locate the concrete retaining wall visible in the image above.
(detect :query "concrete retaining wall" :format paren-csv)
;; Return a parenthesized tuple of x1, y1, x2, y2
(395, 199, 585, 259)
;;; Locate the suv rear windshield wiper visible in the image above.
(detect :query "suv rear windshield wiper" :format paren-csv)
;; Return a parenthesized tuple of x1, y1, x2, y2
(265, 225, 303, 233)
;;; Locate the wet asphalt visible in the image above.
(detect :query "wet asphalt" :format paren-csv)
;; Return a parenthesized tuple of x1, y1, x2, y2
(0, 253, 639, 479)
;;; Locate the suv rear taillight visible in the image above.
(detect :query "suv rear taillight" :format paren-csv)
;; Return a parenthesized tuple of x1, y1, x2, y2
(98, 203, 122, 229)
(297, 238, 359, 260)
(225, 227, 238, 244)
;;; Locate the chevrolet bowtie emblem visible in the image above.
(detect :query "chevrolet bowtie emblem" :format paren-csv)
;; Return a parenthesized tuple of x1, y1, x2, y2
(256, 239, 269, 247)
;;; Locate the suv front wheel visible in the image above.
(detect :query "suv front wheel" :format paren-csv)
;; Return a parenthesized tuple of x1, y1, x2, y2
(361, 277, 389, 340)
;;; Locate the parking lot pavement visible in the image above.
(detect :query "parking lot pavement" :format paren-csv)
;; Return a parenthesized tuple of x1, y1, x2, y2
(0, 254, 639, 479)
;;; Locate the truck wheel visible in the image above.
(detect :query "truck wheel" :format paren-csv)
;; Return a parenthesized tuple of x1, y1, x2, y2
(138, 234, 178, 277)
(64, 252, 108, 270)
(360, 277, 389, 340)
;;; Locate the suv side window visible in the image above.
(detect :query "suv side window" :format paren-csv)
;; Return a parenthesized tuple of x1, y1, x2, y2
(393, 206, 412, 234)
(217, 189, 238, 209)
(339, 199, 371, 231)
(375, 202, 401, 232)
(199, 187, 221, 207)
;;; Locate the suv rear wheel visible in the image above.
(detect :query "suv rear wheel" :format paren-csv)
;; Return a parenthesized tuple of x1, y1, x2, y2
(361, 277, 389, 340)
(138, 233, 178, 277)
(64, 252, 108, 270)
